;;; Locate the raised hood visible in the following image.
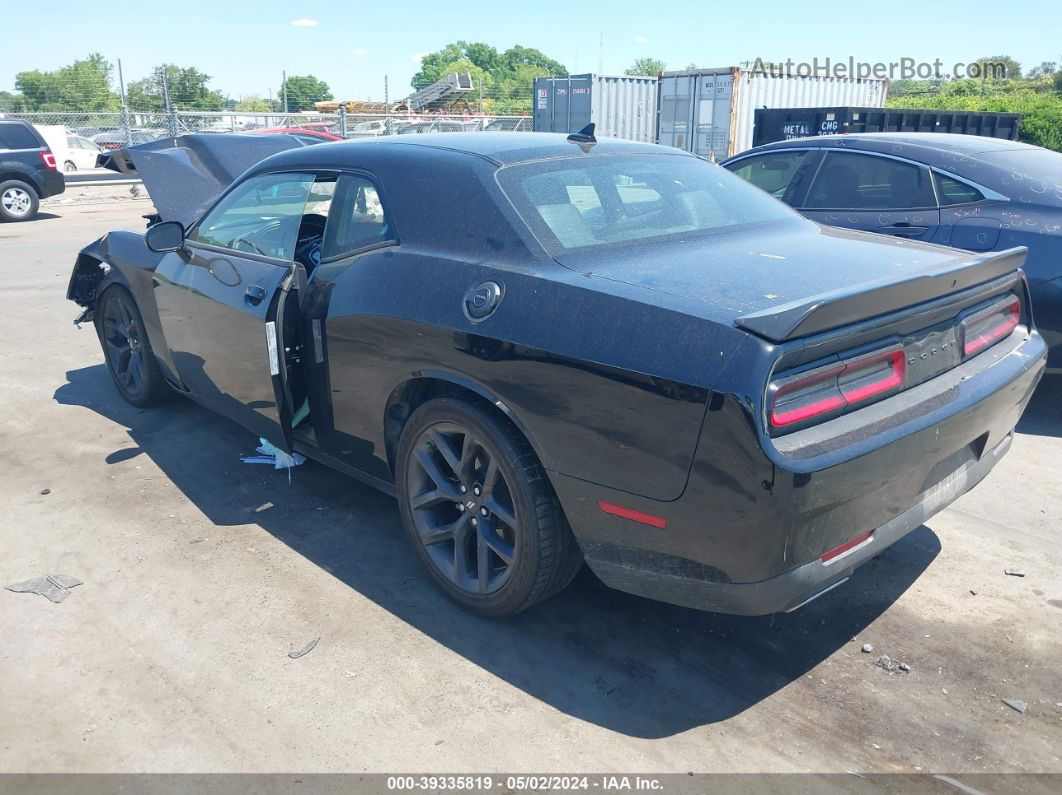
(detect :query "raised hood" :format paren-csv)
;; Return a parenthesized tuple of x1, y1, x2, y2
(98, 134, 309, 227)
(558, 221, 1027, 341)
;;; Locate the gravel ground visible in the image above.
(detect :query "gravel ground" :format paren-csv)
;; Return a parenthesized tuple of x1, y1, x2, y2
(1, 203, 1060, 777)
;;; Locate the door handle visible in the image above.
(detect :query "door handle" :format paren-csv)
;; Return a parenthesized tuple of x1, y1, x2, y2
(244, 285, 267, 306)
(876, 225, 928, 237)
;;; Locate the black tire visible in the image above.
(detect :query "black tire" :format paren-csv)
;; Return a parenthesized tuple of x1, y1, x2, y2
(395, 396, 582, 617)
(63, 160, 77, 173)
(0, 179, 40, 222)
(95, 286, 170, 407)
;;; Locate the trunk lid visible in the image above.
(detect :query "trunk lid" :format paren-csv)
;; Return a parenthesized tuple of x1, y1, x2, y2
(556, 221, 1027, 341)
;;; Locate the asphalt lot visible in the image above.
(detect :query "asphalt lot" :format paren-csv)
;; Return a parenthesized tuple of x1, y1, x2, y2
(1, 202, 1060, 774)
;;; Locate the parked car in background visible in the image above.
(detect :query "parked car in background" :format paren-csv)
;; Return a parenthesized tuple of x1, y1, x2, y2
(64, 135, 104, 171)
(722, 133, 1062, 374)
(67, 132, 1045, 616)
(244, 127, 342, 144)
(0, 119, 64, 221)
(91, 129, 164, 151)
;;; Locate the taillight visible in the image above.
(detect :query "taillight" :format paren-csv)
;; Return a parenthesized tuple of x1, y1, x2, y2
(769, 343, 906, 432)
(40, 151, 57, 170)
(961, 295, 1020, 357)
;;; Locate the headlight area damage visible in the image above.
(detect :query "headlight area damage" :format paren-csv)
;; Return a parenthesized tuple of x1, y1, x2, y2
(70, 133, 312, 326)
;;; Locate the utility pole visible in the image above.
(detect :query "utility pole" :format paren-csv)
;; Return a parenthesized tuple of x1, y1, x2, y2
(282, 70, 288, 114)
(117, 58, 131, 148)
(384, 75, 389, 106)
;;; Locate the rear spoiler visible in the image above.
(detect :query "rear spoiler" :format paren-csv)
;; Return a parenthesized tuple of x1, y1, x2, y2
(737, 247, 1028, 343)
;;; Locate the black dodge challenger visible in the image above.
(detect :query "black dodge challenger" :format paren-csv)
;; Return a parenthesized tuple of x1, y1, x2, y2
(67, 132, 1046, 617)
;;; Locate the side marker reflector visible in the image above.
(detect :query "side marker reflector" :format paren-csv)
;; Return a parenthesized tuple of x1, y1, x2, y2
(598, 501, 668, 529)
(821, 531, 872, 563)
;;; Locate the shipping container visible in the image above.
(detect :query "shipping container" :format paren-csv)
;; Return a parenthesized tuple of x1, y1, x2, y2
(657, 67, 889, 160)
(533, 74, 658, 142)
(752, 106, 1023, 146)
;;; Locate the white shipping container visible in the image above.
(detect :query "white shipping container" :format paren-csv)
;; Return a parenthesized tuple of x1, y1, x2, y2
(657, 67, 889, 159)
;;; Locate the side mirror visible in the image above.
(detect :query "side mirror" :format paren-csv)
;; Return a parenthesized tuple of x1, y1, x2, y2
(145, 220, 186, 253)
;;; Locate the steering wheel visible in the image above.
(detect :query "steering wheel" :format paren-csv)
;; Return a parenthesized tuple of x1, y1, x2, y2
(231, 220, 285, 257)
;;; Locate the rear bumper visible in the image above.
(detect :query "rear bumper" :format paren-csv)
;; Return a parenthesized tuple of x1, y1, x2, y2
(585, 431, 1012, 615)
(553, 329, 1046, 614)
(38, 168, 65, 198)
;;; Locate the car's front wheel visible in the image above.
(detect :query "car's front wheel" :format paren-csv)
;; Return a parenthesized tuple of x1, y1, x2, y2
(63, 160, 77, 173)
(95, 286, 169, 407)
(0, 180, 40, 222)
(396, 397, 582, 617)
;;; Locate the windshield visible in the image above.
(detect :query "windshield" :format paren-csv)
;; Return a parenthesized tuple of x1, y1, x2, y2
(978, 148, 1062, 207)
(497, 153, 797, 252)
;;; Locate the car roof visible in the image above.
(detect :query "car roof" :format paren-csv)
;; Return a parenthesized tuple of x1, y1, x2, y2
(261, 131, 680, 167)
(734, 132, 1039, 158)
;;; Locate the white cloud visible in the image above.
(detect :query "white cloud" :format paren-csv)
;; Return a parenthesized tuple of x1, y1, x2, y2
(352, 48, 369, 56)
(411, 52, 427, 64)
(290, 18, 319, 27)
(634, 35, 649, 44)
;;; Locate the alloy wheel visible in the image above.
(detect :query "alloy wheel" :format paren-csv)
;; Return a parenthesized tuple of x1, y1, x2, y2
(102, 293, 146, 396)
(406, 422, 519, 595)
(1, 187, 33, 218)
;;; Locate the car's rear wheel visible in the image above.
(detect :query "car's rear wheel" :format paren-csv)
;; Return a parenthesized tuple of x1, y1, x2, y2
(95, 286, 169, 407)
(395, 397, 582, 617)
(63, 160, 77, 173)
(0, 180, 40, 222)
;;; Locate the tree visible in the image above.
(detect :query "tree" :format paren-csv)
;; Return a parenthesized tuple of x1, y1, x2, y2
(234, 95, 274, 112)
(280, 75, 333, 111)
(0, 91, 26, 111)
(127, 65, 226, 111)
(972, 55, 1021, 80)
(625, 58, 666, 76)
(412, 41, 567, 91)
(14, 53, 119, 111)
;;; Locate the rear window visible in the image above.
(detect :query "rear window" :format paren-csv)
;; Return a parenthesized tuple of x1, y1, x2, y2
(977, 149, 1062, 207)
(497, 154, 795, 252)
(0, 122, 44, 150)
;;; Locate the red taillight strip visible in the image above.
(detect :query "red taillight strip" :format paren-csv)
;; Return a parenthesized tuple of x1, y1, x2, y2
(839, 347, 906, 405)
(963, 299, 1020, 356)
(598, 501, 668, 529)
(821, 531, 872, 562)
(771, 394, 844, 427)
(40, 151, 57, 170)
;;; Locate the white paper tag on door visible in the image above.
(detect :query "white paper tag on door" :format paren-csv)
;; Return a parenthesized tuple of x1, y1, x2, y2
(265, 321, 280, 376)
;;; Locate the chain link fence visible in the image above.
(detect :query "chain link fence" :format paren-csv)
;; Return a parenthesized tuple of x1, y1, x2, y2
(3, 109, 533, 149)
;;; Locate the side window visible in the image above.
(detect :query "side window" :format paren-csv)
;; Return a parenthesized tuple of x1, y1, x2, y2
(0, 123, 43, 150)
(935, 172, 984, 206)
(321, 174, 393, 260)
(191, 172, 316, 260)
(806, 153, 935, 210)
(728, 151, 809, 200)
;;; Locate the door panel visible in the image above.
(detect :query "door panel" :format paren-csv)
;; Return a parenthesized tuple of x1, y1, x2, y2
(154, 247, 294, 448)
(799, 151, 941, 241)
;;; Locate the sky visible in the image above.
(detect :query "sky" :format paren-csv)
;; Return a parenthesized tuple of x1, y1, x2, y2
(5, 0, 1061, 102)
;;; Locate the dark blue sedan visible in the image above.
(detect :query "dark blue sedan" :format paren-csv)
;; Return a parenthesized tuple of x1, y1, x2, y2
(722, 133, 1062, 373)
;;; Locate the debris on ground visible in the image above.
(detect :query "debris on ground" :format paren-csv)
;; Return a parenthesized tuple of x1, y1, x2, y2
(39, 488, 51, 495)
(1002, 698, 1027, 714)
(1004, 568, 1026, 577)
(288, 637, 320, 659)
(874, 655, 910, 674)
(242, 438, 306, 479)
(861, 643, 874, 653)
(5, 574, 82, 603)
